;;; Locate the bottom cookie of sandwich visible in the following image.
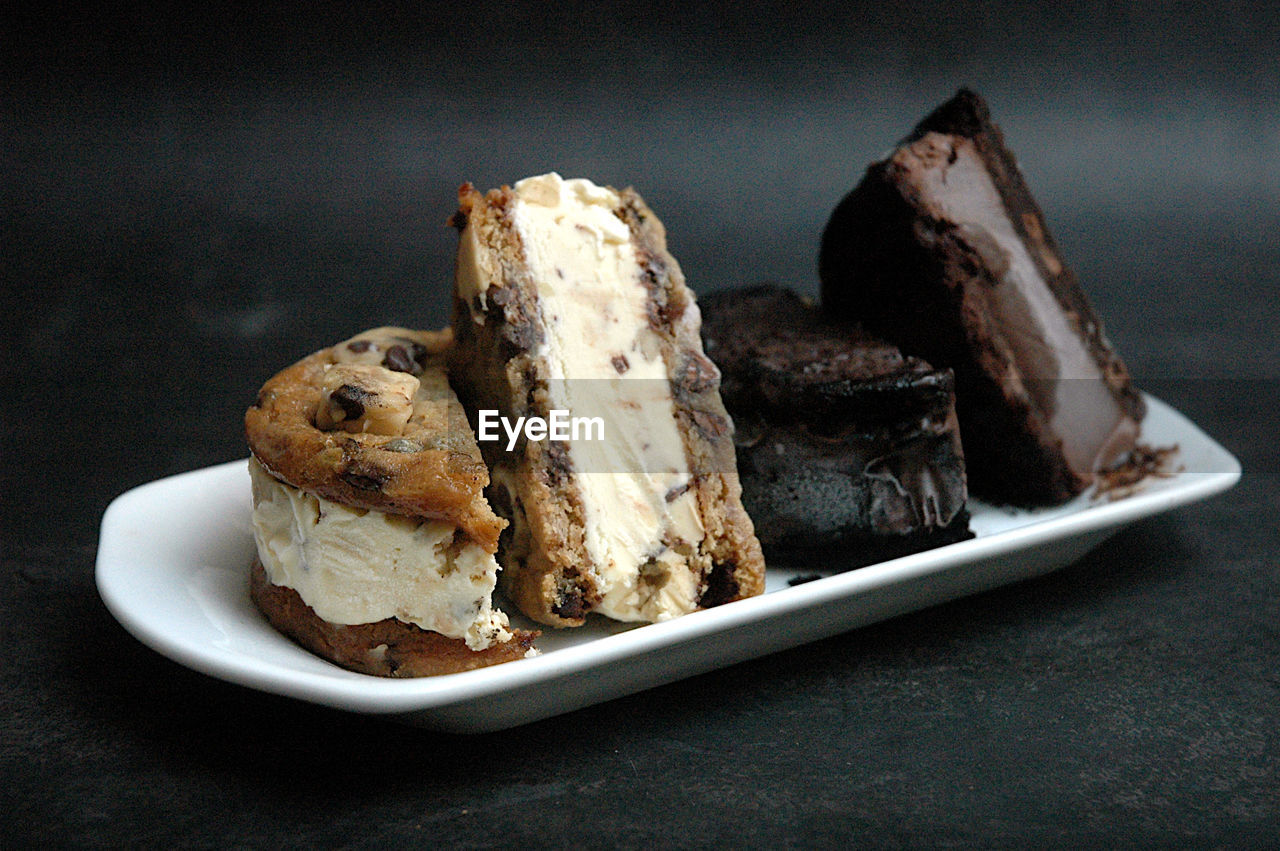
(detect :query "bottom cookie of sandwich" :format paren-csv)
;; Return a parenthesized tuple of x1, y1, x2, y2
(250, 560, 538, 677)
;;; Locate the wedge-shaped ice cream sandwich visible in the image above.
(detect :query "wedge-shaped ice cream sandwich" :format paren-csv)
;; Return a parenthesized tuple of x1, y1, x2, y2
(449, 173, 765, 627)
(245, 327, 536, 676)
(820, 90, 1146, 506)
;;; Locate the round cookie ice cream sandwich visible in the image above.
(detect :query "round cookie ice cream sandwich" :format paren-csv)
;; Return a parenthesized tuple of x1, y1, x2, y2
(245, 327, 537, 676)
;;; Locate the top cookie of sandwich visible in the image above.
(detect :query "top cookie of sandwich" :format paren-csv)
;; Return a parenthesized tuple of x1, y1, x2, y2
(244, 326, 504, 550)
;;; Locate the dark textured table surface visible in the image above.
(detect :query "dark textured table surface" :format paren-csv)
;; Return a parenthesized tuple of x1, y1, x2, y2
(4, 4, 1278, 847)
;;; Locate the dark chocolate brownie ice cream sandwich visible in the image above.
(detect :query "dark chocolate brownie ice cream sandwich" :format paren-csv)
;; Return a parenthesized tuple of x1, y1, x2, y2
(820, 89, 1145, 506)
(701, 284, 973, 563)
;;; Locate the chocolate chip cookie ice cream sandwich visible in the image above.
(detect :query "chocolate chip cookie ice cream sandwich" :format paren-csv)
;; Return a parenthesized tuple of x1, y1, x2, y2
(245, 327, 537, 676)
(448, 173, 765, 627)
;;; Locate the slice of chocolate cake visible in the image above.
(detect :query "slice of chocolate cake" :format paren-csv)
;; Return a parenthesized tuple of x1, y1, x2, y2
(701, 284, 972, 563)
(449, 173, 765, 627)
(819, 89, 1145, 506)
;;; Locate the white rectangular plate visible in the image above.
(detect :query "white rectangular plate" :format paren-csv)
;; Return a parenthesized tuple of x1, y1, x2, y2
(97, 394, 1238, 732)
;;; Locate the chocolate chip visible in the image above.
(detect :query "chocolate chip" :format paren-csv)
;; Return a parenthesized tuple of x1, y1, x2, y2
(504, 317, 541, 353)
(646, 298, 665, 330)
(339, 472, 385, 491)
(543, 440, 573, 486)
(641, 254, 666, 287)
(382, 345, 421, 375)
(611, 354, 630, 374)
(639, 265, 671, 330)
(347, 340, 373, 353)
(551, 588, 587, 620)
(690, 409, 729, 440)
(678, 354, 718, 394)
(699, 562, 739, 608)
(664, 482, 690, 502)
(330, 384, 368, 421)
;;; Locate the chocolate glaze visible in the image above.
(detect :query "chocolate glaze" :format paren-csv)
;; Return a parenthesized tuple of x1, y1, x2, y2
(819, 89, 1145, 506)
(701, 284, 972, 562)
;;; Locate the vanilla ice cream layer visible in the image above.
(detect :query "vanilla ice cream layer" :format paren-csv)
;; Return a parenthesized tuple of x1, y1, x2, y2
(907, 135, 1137, 474)
(249, 458, 512, 650)
(510, 172, 707, 622)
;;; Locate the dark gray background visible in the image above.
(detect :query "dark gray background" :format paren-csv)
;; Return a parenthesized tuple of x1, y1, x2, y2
(4, 3, 1277, 846)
